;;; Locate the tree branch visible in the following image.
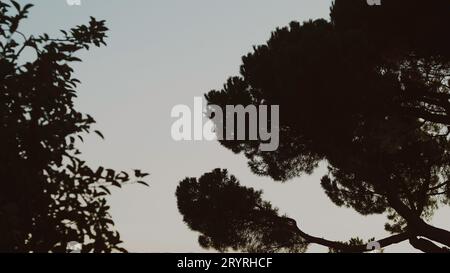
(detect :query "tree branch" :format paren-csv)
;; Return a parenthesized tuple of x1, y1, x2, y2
(289, 219, 409, 252)
(409, 237, 449, 253)
(428, 180, 450, 192)
(402, 107, 450, 125)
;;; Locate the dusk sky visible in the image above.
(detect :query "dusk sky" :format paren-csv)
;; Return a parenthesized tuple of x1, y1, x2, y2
(19, 0, 450, 252)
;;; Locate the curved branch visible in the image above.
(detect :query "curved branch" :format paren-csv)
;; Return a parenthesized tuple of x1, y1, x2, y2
(384, 188, 450, 248)
(290, 219, 409, 252)
(409, 237, 449, 253)
(428, 180, 450, 192)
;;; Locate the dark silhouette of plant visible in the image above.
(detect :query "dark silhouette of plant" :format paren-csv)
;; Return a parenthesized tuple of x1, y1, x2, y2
(331, 0, 450, 126)
(176, 169, 308, 253)
(177, 0, 450, 252)
(0, 1, 148, 253)
(177, 169, 409, 253)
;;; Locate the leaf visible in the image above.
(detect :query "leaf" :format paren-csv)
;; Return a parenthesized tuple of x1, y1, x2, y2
(115, 171, 129, 182)
(67, 56, 82, 62)
(114, 247, 128, 253)
(94, 167, 104, 178)
(94, 130, 104, 139)
(111, 180, 122, 188)
(95, 191, 107, 197)
(137, 181, 149, 187)
(23, 4, 34, 11)
(10, 0, 20, 12)
(134, 169, 150, 178)
(99, 185, 111, 195)
(105, 169, 115, 181)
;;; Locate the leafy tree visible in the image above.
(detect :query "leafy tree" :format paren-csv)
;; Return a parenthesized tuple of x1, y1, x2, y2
(176, 169, 308, 253)
(177, 169, 408, 253)
(177, 0, 450, 252)
(0, 1, 148, 253)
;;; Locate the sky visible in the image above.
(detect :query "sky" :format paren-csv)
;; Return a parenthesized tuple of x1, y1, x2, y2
(18, 0, 450, 252)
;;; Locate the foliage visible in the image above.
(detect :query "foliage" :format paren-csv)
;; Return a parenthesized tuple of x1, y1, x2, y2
(0, 1, 148, 252)
(179, 0, 450, 252)
(176, 169, 308, 253)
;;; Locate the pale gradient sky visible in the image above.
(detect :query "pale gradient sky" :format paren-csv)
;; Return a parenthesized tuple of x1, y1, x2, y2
(18, 0, 450, 252)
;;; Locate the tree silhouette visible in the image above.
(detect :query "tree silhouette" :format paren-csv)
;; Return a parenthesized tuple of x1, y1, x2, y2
(176, 169, 308, 253)
(177, 0, 450, 252)
(0, 1, 148, 253)
(177, 169, 410, 253)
